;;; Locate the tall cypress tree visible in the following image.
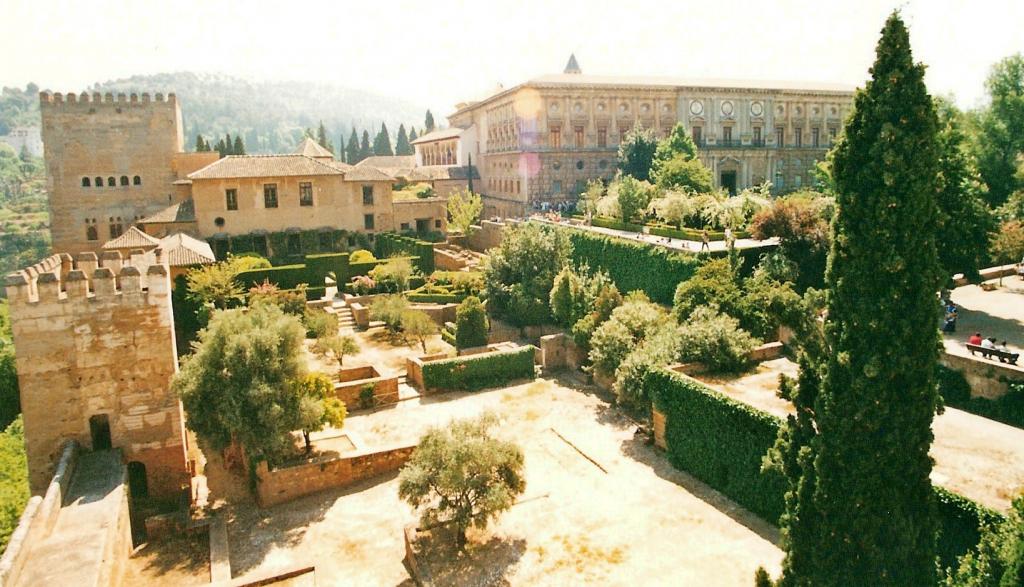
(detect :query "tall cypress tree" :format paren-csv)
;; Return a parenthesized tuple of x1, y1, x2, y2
(409, 127, 418, 142)
(395, 124, 413, 155)
(194, 134, 208, 152)
(359, 130, 372, 162)
(778, 13, 942, 585)
(424, 110, 435, 132)
(373, 123, 394, 156)
(232, 135, 246, 156)
(346, 129, 360, 165)
(225, 133, 233, 155)
(316, 120, 334, 154)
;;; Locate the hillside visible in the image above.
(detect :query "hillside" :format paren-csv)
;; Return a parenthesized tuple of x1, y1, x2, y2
(3, 73, 429, 154)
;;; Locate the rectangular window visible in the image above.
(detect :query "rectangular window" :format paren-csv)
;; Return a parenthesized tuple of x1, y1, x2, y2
(574, 126, 584, 148)
(263, 183, 278, 208)
(364, 213, 375, 230)
(225, 188, 238, 211)
(362, 185, 374, 205)
(400, 222, 410, 231)
(722, 126, 732, 144)
(552, 180, 562, 194)
(435, 219, 442, 229)
(811, 128, 820, 148)
(776, 127, 785, 147)
(109, 223, 123, 239)
(299, 182, 313, 206)
(692, 126, 702, 145)
(549, 126, 561, 149)
(753, 127, 762, 145)
(795, 128, 803, 148)
(597, 127, 607, 148)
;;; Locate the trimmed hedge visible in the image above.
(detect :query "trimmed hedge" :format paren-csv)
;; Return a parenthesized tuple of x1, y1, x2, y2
(646, 367, 1005, 569)
(563, 227, 701, 304)
(407, 292, 466, 304)
(421, 346, 536, 391)
(375, 232, 435, 274)
(208, 228, 366, 263)
(590, 216, 647, 233)
(648, 224, 751, 241)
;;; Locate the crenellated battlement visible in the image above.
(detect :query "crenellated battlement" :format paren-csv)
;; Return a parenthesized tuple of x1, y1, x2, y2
(3, 250, 170, 306)
(39, 91, 178, 108)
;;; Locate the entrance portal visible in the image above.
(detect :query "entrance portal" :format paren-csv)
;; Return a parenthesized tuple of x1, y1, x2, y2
(127, 461, 149, 498)
(720, 171, 737, 196)
(89, 414, 112, 450)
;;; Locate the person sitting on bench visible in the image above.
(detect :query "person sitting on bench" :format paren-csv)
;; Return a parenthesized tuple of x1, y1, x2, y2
(969, 332, 983, 346)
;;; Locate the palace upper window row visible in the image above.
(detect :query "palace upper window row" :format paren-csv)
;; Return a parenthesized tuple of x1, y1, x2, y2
(81, 175, 142, 187)
(222, 183, 374, 209)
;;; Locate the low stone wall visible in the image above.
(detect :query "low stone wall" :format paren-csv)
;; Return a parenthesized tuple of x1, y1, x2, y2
(433, 248, 467, 271)
(254, 444, 416, 507)
(350, 301, 370, 329)
(464, 220, 507, 252)
(347, 295, 457, 330)
(652, 408, 667, 450)
(942, 351, 1024, 400)
(334, 365, 400, 409)
(0, 441, 78, 586)
(406, 352, 455, 392)
(749, 341, 784, 362)
(539, 333, 588, 371)
(953, 264, 1018, 287)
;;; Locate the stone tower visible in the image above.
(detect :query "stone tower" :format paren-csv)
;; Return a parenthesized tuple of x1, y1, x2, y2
(39, 91, 186, 255)
(4, 252, 191, 498)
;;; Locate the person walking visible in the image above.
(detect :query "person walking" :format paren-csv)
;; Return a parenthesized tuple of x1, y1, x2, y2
(700, 229, 710, 252)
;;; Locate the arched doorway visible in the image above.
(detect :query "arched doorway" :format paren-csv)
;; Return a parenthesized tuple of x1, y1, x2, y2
(89, 414, 112, 450)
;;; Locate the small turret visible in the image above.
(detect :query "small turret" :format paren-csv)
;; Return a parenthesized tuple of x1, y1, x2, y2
(564, 53, 582, 75)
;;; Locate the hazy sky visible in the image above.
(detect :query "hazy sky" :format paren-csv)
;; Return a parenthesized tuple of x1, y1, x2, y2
(4, 0, 1022, 117)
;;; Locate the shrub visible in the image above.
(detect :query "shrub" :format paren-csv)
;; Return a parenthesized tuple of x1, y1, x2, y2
(401, 309, 438, 353)
(614, 322, 684, 409)
(358, 384, 376, 410)
(421, 346, 536, 391)
(455, 296, 489, 350)
(302, 308, 339, 339)
(672, 258, 742, 320)
(677, 307, 759, 373)
(313, 334, 360, 368)
(248, 280, 307, 315)
(0, 417, 28, 551)
(588, 293, 665, 379)
(369, 256, 416, 293)
(349, 249, 375, 264)
(484, 223, 570, 326)
(350, 275, 375, 295)
(370, 295, 409, 333)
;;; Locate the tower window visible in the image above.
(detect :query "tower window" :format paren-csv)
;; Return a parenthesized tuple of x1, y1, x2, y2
(86, 225, 98, 241)
(107, 177, 116, 187)
(82, 177, 91, 187)
(364, 213, 375, 230)
(597, 127, 607, 148)
(362, 185, 374, 205)
(95, 177, 104, 187)
(263, 183, 278, 208)
(299, 182, 313, 206)
(225, 188, 238, 210)
(574, 126, 584, 148)
(120, 175, 129, 186)
(722, 127, 732, 143)
(549, 125, 561, 149)
(133, 175, 141, 185)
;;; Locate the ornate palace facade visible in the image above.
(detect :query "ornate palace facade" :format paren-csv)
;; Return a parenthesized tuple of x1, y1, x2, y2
(432, 55, 856, 217)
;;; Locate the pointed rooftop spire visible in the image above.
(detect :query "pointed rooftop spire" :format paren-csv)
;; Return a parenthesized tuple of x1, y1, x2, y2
(564, 53, 581, 74)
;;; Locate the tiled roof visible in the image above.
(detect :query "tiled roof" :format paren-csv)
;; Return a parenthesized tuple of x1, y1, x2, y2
(158, 232, 216, 267)
(139, 199, 196, 224)
(188, 155, 344, 180)
(410, 127, 464, 145)
(341, 165, 395, 182)
(102, 226, 160, 250)
(355, 155, 416, 169)
(525, 73, 857, 93)
(295, 137, 336, 158)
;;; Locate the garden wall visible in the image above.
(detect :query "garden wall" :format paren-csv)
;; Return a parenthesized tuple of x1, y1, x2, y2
(646, 368, 1004, 570)
(464, 220, 509, 253)
(333, 365, 400, 410)
(254, 444, 415, 507)
(375, 232, 436, 274)
(406, 345, 537, 392)
(539, 333, 588, 372)
(941, 351, 1023, 400)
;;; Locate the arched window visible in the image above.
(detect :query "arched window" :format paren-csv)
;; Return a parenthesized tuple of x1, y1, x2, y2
(133, 175, 141, 185)
(120, 175, 128, 186)
(86, 225, 98, 241)
(107, 176, 116, 187)
(95, 177, 103, 187)
(82, 177, 91, 187)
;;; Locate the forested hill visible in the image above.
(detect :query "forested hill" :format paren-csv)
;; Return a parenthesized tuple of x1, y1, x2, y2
(3, 73, 427, 154)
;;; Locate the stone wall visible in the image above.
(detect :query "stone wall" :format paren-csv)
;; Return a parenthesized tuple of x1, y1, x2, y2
(539, 333, 587, 372)
(254, 444, 415, 507)
(4, 252, 190, 498)
(333, 365, 400, 409)
(942, 351, 1024, 400)
(40, 91, 187, 255)
(405, 353, 454, 392)
(464, 220, 508, 252)
(433, 247, 467, 271)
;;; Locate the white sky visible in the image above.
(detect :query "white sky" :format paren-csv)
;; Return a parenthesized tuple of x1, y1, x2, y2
(3, 0, 1022, 117)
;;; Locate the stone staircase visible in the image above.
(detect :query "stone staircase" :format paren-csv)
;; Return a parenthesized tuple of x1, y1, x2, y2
(327, 300, 357, 333)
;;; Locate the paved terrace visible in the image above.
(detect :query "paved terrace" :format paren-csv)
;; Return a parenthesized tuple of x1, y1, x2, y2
(530, 215, 780, 253)
(944, 278, 1024, 372)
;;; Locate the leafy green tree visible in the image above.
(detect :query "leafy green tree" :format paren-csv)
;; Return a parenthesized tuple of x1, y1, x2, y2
(549, 267, 582, 328)
(614, 175, 656, 222)
(655, 122, 699, 163)
(454, 296, 489, 349)
(676, 306, 758, 373)
(401, 309, 437, 353)
(368, 256, 415, 293)
(214, 138, 227, 157)
(398, 412, 525, 549)
(750, 192, 833, 291)
(0, 416, 28, 551)
(424, 110, 435, 133)
(395, 124, 413, 155)
(186, 260, 245, 310)
(316, 120, 334, 154)
(614, 321, 684, 409)
(446, 188, 483, 234)
(617, 124, 659, 182)
(224, 133, 233, 155)
(778, 14, 944, 585)
(653, 155, 713, 193)
(346, 128, 360, 164)
(672, 258, 742, 321)
(373, 123, 394, 156)
(990, 220, 1024, 266)
(942, 493, 1024, 586)
(313, 334, 360, 368)
(588, 292, 665, 379)
(0, 301, 18, 430)
(973, 54, 1024, 206)
(483, 222, 570, 326)
(933, 98, 994, 280)
(359, 130, 372, 161)
(291, 373, 346, 454)
(370, 294, 409, 333)
(174, 303, 307, 462)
